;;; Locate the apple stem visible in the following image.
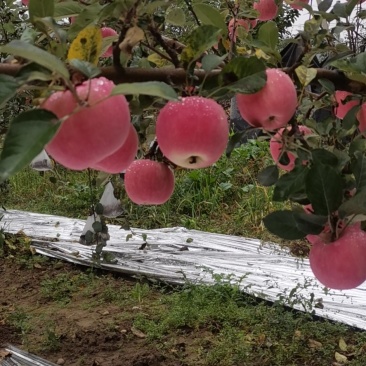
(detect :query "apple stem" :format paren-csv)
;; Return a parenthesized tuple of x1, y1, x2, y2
(189, 156, 197, 164)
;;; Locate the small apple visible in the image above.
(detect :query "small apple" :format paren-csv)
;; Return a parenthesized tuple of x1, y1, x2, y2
(253, 0, 278, 21)
(101, 27, 118, 58)
(356, 102, 366, 133)
(124, 160, 175, 205)
(334, 90, 359, 119)
(269, 126, 312, 171)
(21, 0, 29, 5)
(236, 68, 298, 131)
(156, 96, 229, 169)
(91, 125, 139, 174)
(43, 77, 131, 170)
(309, 223, 366, 290)
(228, 18, 257, 42)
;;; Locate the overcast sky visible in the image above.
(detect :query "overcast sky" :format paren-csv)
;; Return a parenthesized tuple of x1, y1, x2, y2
(289, 0, 365, 34)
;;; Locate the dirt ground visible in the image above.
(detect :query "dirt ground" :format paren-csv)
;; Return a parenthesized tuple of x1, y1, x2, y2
(0, 254, 190, 366)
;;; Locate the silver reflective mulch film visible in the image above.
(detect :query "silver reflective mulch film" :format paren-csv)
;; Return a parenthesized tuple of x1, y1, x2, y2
(0, 345, 58, 366)
(2, 209, 366, 332)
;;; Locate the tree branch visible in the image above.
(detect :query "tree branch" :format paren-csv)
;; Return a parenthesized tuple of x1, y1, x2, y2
(1, 63, 366, 94)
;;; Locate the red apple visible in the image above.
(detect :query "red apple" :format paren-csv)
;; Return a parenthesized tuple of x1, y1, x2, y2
(269, 126, 312, 171)
(43, 77, 131, 170)
(21, 0, 29, 5)
(289, 0, 309, 9)
(236, 68, 298, 131)
(228, 18, 258, 42)
(356, 102, 366, 133)
(309, 223, 366, 290)
(90, 125, 139, 174)
(101, 27, 118, 58)
(253, 0, 278, 21)
(334, 91, 359, 119)
(156, 96, 229, 169)
(124, 160, 175, 205)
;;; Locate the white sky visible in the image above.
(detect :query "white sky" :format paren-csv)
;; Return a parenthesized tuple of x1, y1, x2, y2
(289, 0, 365, 34)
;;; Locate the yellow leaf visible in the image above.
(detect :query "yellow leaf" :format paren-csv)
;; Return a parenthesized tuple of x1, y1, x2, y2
(119, 26, 144, 54)
(255, 49, 271, 60)
(339, 337, 348, 352)
(295, 65, 317, 87)
(334, 352, 348, 364)
(308, 339, 322, 349)
(147, 53, 168, 67)
(67, 26, 102, 65)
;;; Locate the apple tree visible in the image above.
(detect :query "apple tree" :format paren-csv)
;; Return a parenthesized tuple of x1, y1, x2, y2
(1, 0, 366, 289)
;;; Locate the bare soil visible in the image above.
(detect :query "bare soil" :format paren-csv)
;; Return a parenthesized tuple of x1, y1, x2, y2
(0, 255, 189, 366)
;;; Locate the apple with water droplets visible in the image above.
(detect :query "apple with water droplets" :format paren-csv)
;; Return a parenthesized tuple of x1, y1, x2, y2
(43, 77, 131, 170)
(308, 223, 366, 290)
(124, 160, 175, 205)
(236, 69, 298, 131)
(156, 96, 229, 169)
(91, 125, 139, 174)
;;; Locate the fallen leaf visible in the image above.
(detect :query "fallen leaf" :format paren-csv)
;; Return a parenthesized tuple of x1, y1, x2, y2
(334, 352, 348, 364)
(0, 349, 11, 360)
(339, 337, 348, 352)
(131, 326, 146, 338)
(308, 339, 322, 349)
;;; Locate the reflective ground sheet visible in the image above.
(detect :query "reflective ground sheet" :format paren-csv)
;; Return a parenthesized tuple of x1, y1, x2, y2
(0, 345, 57, 365)
(2, 209, 366, 331)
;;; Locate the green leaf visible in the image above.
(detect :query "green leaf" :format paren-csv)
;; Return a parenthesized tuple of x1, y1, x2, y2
(311, 149, 339, 166)
(54, 1, 82, 18)
(263, 210, 307, 240)
(69, 59, 101, 79)
(257, 21, 278, 50)
(221, 56, 267, 94)
(0, 109, 60, 183)
(351, 152, 366, 192)
(332, 2, 348, 18)
(305, 164, 343, 216)
(273, 165, 309, 202)
(16, 63, 54, 84)
(293, 211, 328, 235)
(111, 82, 178, 100)
(181, 25, 222, 64)
(318, 78, 335, 94)
(342, 104, 360, 130)
(318, 0, 333, 12)
(165, 7, 186, 26)
(28, 0, 54, 21)
(346, 0, 359, 15)
(95, 203, 104, 215)
(0, 40, 69, 80)
(68, 2, 103, 40)
(257, 165, 279, 186)
(201, 54, 227, 73)
(192, 3, 227, 33)
(338, 189, 366, 219)
(350, 139, 366, 157)
(92, 221, 103, 233)
(0, 75, 20, 108)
